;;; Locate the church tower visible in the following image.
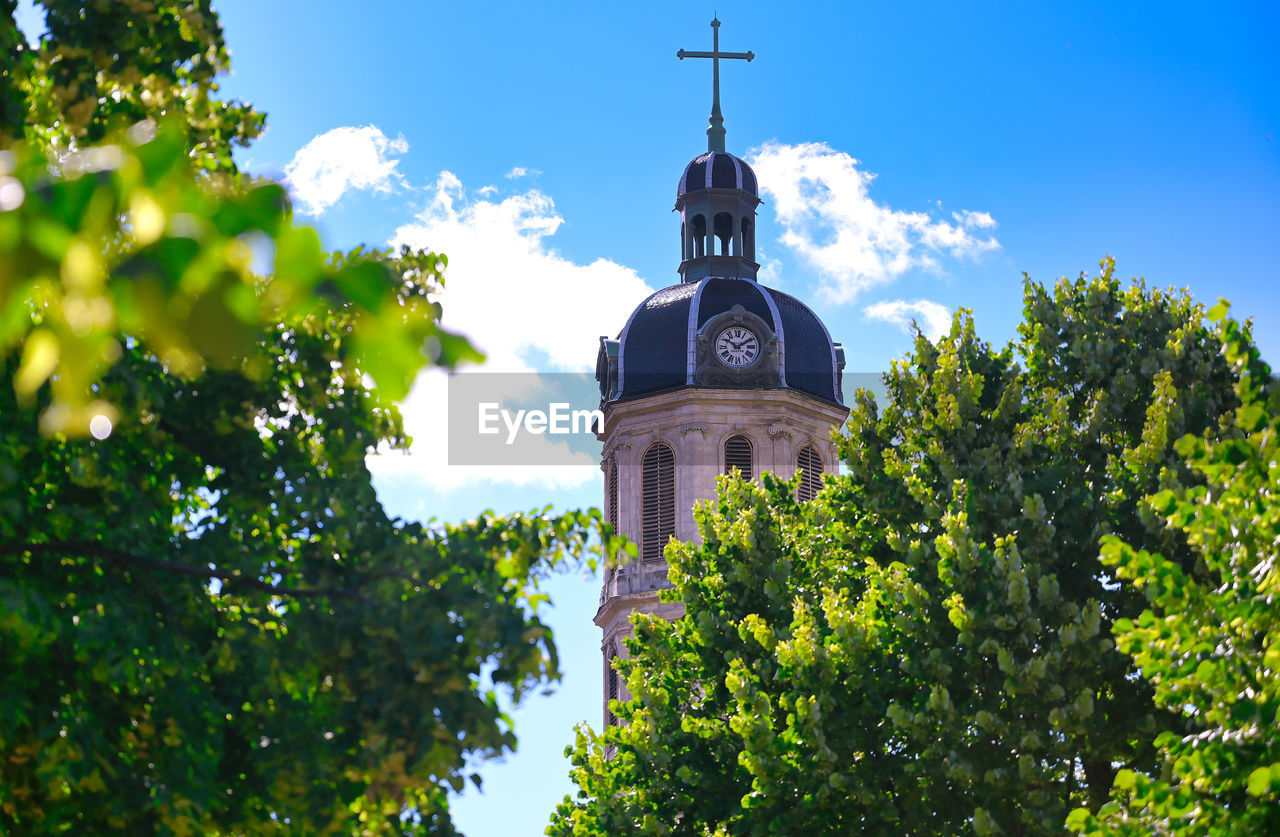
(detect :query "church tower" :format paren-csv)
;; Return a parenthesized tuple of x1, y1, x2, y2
(593, 19, 848, 727)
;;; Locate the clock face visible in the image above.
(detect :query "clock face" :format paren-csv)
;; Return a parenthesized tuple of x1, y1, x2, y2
(715, 326, 760, 368)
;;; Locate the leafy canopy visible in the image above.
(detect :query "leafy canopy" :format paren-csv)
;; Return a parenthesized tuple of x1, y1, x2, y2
(552, 262, 1257, 836)
(1068, 303, 1280, 836)
(1, 3, 615, 833)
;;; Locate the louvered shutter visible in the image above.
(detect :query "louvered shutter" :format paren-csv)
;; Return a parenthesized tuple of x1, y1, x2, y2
(796, 445, 823, 501)
(607, 458, 618, 525)
(606, 645, 620, 725)
(641, 443, 675, 561)
(724, 434, 753, 480)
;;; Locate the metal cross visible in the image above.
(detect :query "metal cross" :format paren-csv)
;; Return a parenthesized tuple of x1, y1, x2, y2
(677, 17, 754, 153)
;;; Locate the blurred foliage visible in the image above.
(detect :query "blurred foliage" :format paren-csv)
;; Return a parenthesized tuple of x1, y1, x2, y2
(1068, 303, 1280, 836)
(1, 1, 478, 433)
(0, 3, 622, 834)
(0, 123, 480, 435)
(551, 261, 1267, 835)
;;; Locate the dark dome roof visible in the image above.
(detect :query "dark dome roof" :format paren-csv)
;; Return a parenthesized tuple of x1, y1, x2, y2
(607, 276, 841, 404)
(677, 151, 758, 197)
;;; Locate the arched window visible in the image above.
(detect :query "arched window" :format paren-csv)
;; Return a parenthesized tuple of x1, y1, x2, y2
(741, 217, 755, 261)
(641, 442, 675, 561)
(714, 211, 734, 255)
(605, 457, 620, 591)
(724, 434, 753, 480)
(605, 643, 620, 726)
(796, 445, 823, 502)
(607, 457, 618, 525)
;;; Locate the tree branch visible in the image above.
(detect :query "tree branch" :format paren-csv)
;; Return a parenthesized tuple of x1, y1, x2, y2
(1, 540, 373, 604)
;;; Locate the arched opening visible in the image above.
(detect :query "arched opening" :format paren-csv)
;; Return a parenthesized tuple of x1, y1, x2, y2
(603, 457, 619, 591)
(680, 220, 687, 260)
(641, 442, 675, 561)
(796, 445, 823, 502)
(724, 434, 753, 480)
(714, 212, 734, 255)
(741, 217, 755, 261)
(691, 215, 707, 258)
(605, 643, 620, 726)
(607, 458, 618, 525)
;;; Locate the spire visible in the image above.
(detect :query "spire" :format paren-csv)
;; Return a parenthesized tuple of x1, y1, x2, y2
(677, 17, 754, 152)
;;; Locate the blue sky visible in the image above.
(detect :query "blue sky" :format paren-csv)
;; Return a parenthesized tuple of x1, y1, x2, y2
(18, 1, 1280, 833)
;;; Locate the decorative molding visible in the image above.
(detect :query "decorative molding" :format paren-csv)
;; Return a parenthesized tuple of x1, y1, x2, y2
(601, 562, 675, 601)
(766, 425, 792, 437)
(679, 424, 709, 435)
(603, 440, 633, 460)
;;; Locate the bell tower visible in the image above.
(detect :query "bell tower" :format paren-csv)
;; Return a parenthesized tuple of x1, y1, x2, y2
(593, 19, 849, 729)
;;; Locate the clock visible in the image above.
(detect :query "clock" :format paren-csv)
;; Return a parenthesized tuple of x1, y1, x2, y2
(714, 326, 760, 368)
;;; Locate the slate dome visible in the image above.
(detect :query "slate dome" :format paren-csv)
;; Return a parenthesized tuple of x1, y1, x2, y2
(677, 151, 758, 198)
(597, 276, 843, 406)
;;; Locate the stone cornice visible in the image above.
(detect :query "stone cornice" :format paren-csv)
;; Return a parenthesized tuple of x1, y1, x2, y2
(594, 588, 668, 629)
(599, 387, 847, 441)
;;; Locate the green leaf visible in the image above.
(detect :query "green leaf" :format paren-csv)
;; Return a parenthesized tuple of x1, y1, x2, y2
(1248, 766, 1272, 797)
(1064, 808, 1091, 830)
(1239, 401, 1265, 431)
(14, 328, 58, 395)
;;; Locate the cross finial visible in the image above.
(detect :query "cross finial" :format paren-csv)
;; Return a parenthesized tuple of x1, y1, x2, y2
(677, 18, 754, 153)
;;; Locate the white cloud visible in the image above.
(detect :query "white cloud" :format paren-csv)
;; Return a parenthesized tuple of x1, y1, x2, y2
(755, 245, 783, 287)
(864, 298, 954, 341)
(505, 166, 542, 179)
(365, 172, 654, 489)
(953, 209, 996, 229)
(391, 172, 651, 371)
(284, 125, 409, 215)
(748, 142, 1000, 304)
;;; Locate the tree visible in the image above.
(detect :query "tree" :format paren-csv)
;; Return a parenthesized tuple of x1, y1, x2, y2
(2, 0, 263, 171)
(1067, 304, 1280, 836)
(1, 5, 612, 833)
(552, 262, 1258, 835)
(0, 326, 603, 831)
